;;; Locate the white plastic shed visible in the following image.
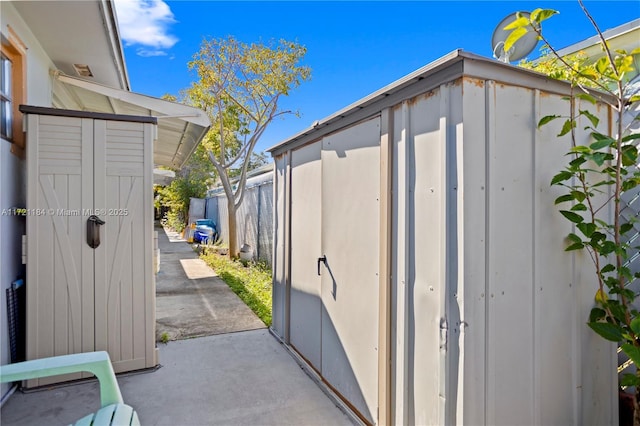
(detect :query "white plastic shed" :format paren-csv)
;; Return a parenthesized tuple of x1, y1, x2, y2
(269, 50, 616, 425)
(20, 106, 159, 387)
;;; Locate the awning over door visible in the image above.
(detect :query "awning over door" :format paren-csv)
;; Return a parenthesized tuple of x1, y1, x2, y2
(52, 72, 211, 169)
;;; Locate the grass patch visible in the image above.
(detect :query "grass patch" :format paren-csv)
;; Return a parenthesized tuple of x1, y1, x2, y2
(200, 251, 272, 326)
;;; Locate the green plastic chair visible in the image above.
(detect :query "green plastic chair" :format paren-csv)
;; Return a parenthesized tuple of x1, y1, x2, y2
(0, 351, 140, 426)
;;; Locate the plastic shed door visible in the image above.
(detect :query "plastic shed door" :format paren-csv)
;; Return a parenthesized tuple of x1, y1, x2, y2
(24, 107, 157, 387)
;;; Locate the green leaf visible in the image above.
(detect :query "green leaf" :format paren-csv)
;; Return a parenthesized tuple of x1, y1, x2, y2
(591, 132, 611, 141)
(622, 177, 640, 192)
(588, 322, 623, 342)
(570, 203, 587, 211)
(590, 152, 612, 167)
(503, 16, 530, 30)
(589, 137, 614, 151)
(592, 179, 615, 188)
(622, 343, 640, 366)
(589, 307, 606, 323)
(570, 190, 586, 202)
(577, 222, 596, 237)
(609, 301, 628, 323)
(569, 156, 587, 168)
(621, 133, 640, 142)
(558, 119, 576, 137)
(560, 210, 584, 223)
(567, 233, 582, 244)
(621, 223, 634, 234)
(620, 289, 636, 300)
(565, 242, 584, 251)
(620, 374, 640, 387)
(633, 318, 640, 336)
(595, 56, 609, 74)
(538, 115, 561, 128)
(503, 26, 528, 53)
(620, 266, 634, 280)
(618, 55, 635, 73)
(622, 145, 639, 167)
(579, 68, 600, 80)
(554, 194, 574, 205)
(550, 170, 573, 185)
(600, 241, 617, 255)
(580, 110, 599, 128)
(601, 264, 615, 274)
(570, 145, 591, 154)
(530, 8, 559, 23)
(576, 93, 597, 105)
(589, 231, 606, 244)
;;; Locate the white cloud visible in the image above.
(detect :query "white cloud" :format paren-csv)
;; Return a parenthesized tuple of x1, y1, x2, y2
(136, 48, 168, 57)
(114, 0, 178, 55)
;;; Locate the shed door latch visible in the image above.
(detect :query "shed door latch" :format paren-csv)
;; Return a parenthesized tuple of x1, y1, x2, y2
(87, 215, 106, 249)
(317, 255, 327, 276)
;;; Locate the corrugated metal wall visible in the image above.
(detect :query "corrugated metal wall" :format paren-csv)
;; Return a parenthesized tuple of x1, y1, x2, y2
(271, 53, 618, 425)
(463, 78, 614, 425)
(391, 78, 616, 425)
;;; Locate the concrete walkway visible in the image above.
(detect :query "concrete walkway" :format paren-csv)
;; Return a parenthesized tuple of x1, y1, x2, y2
(0, 227, 354, 425)
(155, 224, 265, 340)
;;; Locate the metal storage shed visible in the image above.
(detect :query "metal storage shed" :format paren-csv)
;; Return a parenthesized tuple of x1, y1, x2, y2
(269, 50, 616, 425)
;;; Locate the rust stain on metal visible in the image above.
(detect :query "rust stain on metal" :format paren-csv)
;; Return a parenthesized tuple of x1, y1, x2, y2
(407, 88, 439, 106)
(463, 76, 485, 88)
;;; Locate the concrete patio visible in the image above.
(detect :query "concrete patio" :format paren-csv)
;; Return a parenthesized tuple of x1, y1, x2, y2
(1, 330, 353, 425)
(0, 226, 354, 425)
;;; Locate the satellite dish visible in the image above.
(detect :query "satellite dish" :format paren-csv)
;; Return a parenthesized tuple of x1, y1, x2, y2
(491, 12, 539, 63)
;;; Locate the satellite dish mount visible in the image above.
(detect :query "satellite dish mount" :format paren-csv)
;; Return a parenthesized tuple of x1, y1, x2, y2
(491, 12, 539, 63)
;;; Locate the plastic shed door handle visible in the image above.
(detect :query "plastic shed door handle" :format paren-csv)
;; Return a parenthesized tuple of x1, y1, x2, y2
(87, 215, 106, 248)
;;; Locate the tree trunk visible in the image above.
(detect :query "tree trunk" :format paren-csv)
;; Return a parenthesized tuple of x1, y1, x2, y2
(227, 199, 238, 258)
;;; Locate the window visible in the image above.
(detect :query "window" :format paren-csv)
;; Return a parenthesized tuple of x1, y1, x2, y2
(1, 52, 13, 140)
(1, 27, 26, 156)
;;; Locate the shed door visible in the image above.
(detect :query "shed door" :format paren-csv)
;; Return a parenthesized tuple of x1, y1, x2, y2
(320, 117, 380, 424)
(288, 117, 380, 424)
(27, 115, 154, 386)
(26, 115, 95, 386)
(289, 141, 322, 370)
(94, 119, 155, 373)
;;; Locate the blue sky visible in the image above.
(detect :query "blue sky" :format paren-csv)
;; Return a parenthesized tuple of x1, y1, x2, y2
(114, 1, 639, 154)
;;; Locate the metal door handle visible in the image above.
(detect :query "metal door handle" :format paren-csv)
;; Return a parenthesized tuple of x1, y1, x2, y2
(317, 255, 327, 276)
(87, 215, 105, 249)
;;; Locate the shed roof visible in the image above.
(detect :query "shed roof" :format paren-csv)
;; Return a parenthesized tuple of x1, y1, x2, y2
(268, 50, 593, 155)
